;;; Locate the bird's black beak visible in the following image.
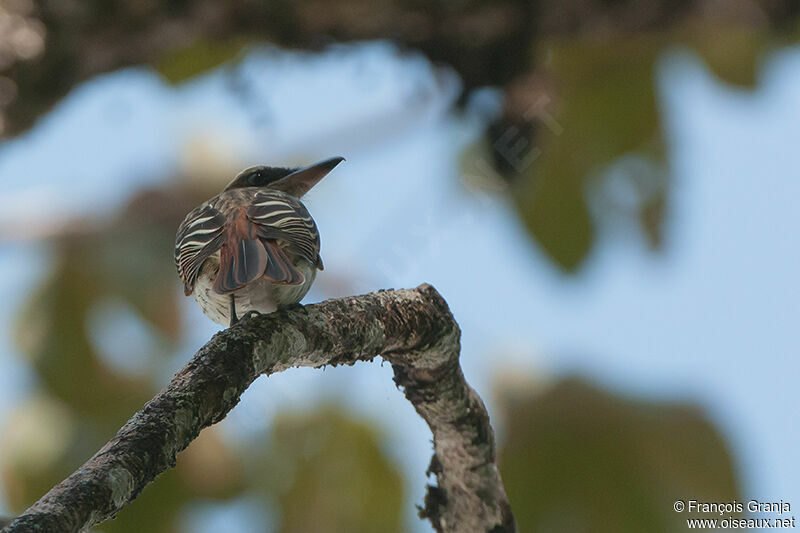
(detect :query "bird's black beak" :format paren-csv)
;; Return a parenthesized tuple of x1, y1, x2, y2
(271, 156, 345, 197)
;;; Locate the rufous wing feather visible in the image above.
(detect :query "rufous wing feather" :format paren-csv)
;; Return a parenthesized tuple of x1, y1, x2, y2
(214, 237, 268, 294)
(262, 241, 305, 285)
(212, 205, 305, 294)
(214, 207, 268, 294)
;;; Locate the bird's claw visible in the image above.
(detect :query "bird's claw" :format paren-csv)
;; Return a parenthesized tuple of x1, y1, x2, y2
(240, 310, 262, 321)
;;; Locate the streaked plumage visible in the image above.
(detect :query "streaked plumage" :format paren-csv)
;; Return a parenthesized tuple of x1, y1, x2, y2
(175, 157, 343, 326)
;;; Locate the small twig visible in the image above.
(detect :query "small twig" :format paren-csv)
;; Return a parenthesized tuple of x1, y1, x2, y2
(3, 285, 515, 533)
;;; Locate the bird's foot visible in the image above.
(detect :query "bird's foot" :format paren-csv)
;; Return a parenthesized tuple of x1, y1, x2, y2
(240, 310, 262, 321)
(228, 294, 238, 327)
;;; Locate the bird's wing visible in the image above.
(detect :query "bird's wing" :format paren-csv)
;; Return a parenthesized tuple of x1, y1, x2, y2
(246, 190, 323, 271)
(174, 204, 227, 295)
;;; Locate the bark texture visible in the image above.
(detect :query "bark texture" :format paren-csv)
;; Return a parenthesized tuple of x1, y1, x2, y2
(3, 285, 515, 533)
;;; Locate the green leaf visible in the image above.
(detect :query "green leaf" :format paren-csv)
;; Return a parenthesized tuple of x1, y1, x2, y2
(247, 407, 406, 533)
(155, 38, 251, 84)
(510, 34, 665, 271)
(498, 377, 742, 532)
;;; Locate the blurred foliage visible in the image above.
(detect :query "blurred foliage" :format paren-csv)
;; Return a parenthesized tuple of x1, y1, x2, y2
(0, 0, 786, 529)
(0, 187, 244, 531)
(0, 0, 539, 136)
(497, 377, 741, 533)
(246, 408, 405, 533)
(2, 0, 800, 271)
(0, 187, 746, 531)
(1, 185, 406, 530)
(496, 18, 800, 271)
(510, 33, 666, 270)
(105, 429, 245, 533)
(155, 38, 252, 84)
(12, 190, 194, 424)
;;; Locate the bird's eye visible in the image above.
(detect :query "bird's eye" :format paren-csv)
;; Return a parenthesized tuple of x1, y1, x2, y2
(247, 171, 263, 186)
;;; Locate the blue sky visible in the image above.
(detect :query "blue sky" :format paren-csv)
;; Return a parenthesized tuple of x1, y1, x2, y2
(0, 41, 798, 528)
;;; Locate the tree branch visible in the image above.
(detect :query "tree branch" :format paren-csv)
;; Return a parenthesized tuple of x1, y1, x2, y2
(3, 285, 515, 533)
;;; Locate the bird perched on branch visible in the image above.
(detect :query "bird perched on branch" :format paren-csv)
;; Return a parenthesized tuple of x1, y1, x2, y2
(175, 157, 344, 327)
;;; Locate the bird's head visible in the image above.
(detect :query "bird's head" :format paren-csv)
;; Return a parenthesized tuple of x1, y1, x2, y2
(223, 156, 345, 197)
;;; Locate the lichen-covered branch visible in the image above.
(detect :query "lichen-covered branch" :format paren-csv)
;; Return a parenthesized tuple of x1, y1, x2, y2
(3, 284, 515, 533)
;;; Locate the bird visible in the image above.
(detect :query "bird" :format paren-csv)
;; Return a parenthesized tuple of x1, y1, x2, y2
(174, 156, 344, 327)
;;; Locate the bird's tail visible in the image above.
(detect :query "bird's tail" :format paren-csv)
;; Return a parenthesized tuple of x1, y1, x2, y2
(213, 207, 304, 294)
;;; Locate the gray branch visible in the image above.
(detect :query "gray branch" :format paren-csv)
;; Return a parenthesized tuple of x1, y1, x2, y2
(3, 285, 515, 533)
